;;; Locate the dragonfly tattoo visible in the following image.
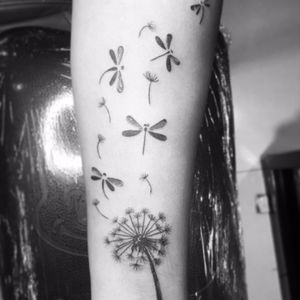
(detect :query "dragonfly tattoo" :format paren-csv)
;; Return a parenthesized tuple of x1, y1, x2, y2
(191, 0, 210, 24)
(91, 167, 124, 199)
(122, 115, 167, 155)
(99, 46, 125, 93)
(151, 34, 180, 72)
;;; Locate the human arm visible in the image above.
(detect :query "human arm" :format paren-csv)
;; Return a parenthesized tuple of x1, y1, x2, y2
(71, 1, 222, 299)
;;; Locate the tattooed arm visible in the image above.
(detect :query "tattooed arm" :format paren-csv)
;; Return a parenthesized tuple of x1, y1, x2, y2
(71, 1, 222, 299)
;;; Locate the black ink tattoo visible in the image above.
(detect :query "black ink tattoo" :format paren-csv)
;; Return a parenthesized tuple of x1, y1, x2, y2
(122, 116, 167, 155)
(151, 34, 180, 72)
(93, 199, 109, 220)
(140, 173, 153, 194)
(191, 0, 210, 24)
(138, 21, 156, 37)
(91, 167, 124, 199)
(144, 72, 159, 105)
(96, 134, 105, 159)
(99, 46, 124, 93)
(98, 97, 112, 123)
(105, 208, 171, 300)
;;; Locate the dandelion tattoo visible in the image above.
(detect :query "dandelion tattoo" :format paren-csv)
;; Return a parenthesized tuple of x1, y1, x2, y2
(99, 46, 125, 93)
(191, 0, 210, 24)
(105, 208, 171, 300)
(96, 134, 105, 159)
(138, 21, 156, 37)
(98, 97, 111, 123)
(92, 199, 109, 220)
(140, 173, 153, 194)
(151, 34, 180, 72)
(144, 72, 159, 105)
(122, 115, 167, 155)
(91, 167, 124, 199)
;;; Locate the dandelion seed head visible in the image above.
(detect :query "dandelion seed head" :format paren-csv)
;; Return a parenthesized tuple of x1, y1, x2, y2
(164, 224, 172, 234)
(92, 199, 99, 206)
(112, 217, 118, 224)
(154, 258, 162, 266)
(121, 217, 128, 224)
(141, 208, 149, 214)
(97, 134, 105, 143)
(134, 212, 141, 219)
(140, 173, 149, 181)
(144, 72, 159, 83)
(148, 214, 156, 221)
(158, 212, 166, 221)
(130, 262, 143, 271)
(159, 235, 169, 247)
(113, 252, 122, 262)
(105, 209, 171, 271)
(98, 97, 106, 107)
(147, 21, 156, 31)
(125, 208, 134, 215)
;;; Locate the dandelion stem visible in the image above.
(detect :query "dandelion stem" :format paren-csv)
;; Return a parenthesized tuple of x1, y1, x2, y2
(144, 248, 163, 300)
(146, 178, 153, 194)
(148, 82, 152, 105)
(97, 141, 102, 159)
(104, 104, 111, 123)
(138, 25, 148, 37)
(95, 204, 109, 220)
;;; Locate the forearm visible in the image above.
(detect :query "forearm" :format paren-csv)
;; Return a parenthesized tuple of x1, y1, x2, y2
(71, 1, 222, 299)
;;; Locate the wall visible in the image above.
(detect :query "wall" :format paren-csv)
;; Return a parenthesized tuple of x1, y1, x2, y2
(222, 0, 300, 299)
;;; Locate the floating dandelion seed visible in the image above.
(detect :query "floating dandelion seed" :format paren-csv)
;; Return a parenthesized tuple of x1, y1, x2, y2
(140, 173, 153, 194)
(144, 72, 159, 105)
(98, 97, 111, 123)
(96, 134, 105, 159)
(191, 0, 210, 24)
(138, 21, 156, 37)
(105, 208, 171, 300)
(92, 199, 109, 220)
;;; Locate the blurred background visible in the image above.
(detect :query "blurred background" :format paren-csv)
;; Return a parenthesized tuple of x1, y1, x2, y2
(222, 0, 300, 299)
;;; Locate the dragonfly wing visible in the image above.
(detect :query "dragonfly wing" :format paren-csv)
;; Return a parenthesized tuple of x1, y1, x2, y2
(155, 36, 166, 50)
(126, 115, 143, 129)
(148, 131, 167, 141)
(91, 175, 101, 181)
(171, 55, 181, 66)
(106, 180, 115, 192)
(109, 49, 117, 64)
(107, 177, 124, 187)
(117, 46, 124, 64)
(109, 71, 118, 86)
(166, 55, 172, 72)
(117, 71, 124, 93)
(92, 167, 102, 177)
(149, 119, 167, 130)
(166, 34, 173, 49)
(122, 130, 141, 137)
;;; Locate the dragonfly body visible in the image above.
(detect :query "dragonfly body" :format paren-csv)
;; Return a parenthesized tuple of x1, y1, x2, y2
(99, 46, 125, 93)
(91, 167, 123, 199)
(151, 34, 180, 72)
(122, 115, 167, 155)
